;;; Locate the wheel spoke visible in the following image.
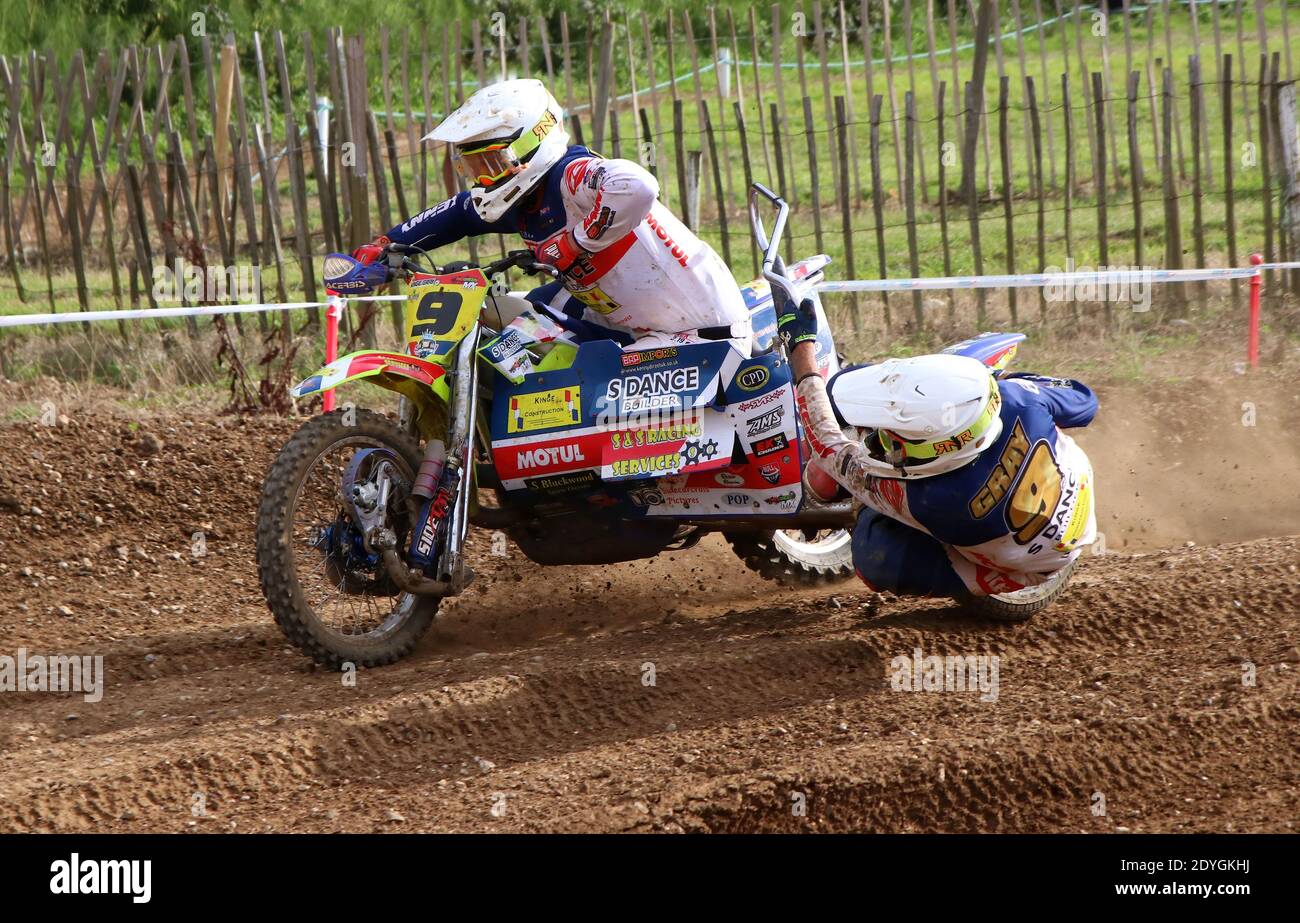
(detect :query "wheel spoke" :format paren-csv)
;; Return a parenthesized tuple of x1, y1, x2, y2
(287, 436, 416, 639)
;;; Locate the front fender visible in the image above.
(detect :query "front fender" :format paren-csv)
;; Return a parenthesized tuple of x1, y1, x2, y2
(292, 349, 447, 397)
(291, 350, 451, 437)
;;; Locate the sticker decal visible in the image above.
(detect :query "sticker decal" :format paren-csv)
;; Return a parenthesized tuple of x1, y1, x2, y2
(606, 366, 700, 413)
(736, 364, 771, 391)
(745, 408, 784, 437)
(524, 470, 599, 493)
(515, 442, 589, 470)
(752, 433, 789, 457)
(507, 387, 581, 433)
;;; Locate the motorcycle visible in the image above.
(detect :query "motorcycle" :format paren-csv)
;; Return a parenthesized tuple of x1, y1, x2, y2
(257, 185, 1063, 669)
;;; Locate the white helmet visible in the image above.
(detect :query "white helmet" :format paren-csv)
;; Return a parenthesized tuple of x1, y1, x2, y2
(425, 78, 569, 222)
(828, 354, 1003, 479)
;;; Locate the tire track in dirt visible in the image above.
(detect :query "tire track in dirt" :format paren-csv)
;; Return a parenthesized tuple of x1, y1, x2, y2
(1, 387, 1297, 833)
(1, 536, 1293, 832)
(0, 608, 883, 830)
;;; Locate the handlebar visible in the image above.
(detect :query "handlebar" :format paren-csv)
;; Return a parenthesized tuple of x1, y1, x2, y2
(384, 246, 559, 284)
(482, 250, 561, 280)
(748, 183, 801, 307)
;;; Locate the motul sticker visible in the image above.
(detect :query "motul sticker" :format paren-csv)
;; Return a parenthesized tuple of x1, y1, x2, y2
(516, 443, 588, 470)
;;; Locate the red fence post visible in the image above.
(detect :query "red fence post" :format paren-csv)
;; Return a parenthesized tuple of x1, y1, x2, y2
(1248, 254, 1262, 369)
(324, 289, 342, 412)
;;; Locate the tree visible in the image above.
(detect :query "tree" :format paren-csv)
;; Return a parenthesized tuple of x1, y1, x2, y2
(958, 0, 996, 206)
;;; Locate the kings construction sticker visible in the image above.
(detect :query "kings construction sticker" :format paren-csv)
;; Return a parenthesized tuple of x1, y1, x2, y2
(507, 386, 582, 433)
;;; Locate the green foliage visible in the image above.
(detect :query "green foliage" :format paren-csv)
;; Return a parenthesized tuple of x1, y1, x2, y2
(2, 1, 979, 61)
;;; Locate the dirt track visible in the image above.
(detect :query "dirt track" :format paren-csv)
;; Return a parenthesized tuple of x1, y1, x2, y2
(0, 373, 1297, 833)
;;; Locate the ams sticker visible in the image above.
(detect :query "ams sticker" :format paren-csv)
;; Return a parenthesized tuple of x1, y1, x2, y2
(745, 408, 784, 436)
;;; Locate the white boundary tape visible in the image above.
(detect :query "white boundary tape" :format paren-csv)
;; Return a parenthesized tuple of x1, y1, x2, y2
(0, 300, 329, 329)
(0, 264, 1268, 329)
(0, 292, 409, 329)
(814, 266, 1258, 294)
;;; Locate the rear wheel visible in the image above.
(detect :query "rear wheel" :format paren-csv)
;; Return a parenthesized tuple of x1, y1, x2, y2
(257, 408, 441, 669)
(955, 560, 1078, 622)
(727, 528, 855, 587)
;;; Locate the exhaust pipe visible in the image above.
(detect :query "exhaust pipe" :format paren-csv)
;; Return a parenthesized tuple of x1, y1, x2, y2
(380, 548, 452, 596)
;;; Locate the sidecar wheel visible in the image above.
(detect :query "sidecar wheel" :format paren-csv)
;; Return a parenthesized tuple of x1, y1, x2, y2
(954, 560, 1078, 622)
(726, 529, 855, 587)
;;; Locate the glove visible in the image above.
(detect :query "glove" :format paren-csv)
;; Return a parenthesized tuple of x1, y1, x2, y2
(777, 295, 819, 348)
(352, 235, 392, 266)
(322, 252, 393, 293)
(534, 228, 587, 274)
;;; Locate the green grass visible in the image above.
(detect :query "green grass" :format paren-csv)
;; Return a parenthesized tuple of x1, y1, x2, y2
(1, 1, 1296, 386)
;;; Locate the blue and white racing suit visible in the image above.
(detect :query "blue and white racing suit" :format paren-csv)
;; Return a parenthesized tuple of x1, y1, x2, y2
(384, 144, 751, 354)
(797, 371, 1100, 597)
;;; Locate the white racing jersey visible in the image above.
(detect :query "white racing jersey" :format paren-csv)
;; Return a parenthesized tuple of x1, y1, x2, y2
(386, 144, 750, 344)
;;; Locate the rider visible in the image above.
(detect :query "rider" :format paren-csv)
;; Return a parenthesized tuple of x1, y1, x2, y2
(352, 78, 752, 357)
(777, 298, 1099, 598)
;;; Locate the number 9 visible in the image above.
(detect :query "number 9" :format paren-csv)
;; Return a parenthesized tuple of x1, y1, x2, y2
(1006, 442, 1063, 544)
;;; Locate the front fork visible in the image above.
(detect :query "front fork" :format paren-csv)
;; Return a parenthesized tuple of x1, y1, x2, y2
(402, 325, 480, 593)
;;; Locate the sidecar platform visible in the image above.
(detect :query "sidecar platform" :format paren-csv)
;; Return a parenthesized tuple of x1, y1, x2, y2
(487, 337, 806, 516)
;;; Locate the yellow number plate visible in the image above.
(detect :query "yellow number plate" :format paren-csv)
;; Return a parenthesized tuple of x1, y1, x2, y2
(403, 270, 490, 361)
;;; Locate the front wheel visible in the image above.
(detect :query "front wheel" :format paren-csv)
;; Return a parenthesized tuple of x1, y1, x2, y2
(256, 408, 441, 669)
(726, 528, 855, 586)
(955, 559, 1078, 622)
